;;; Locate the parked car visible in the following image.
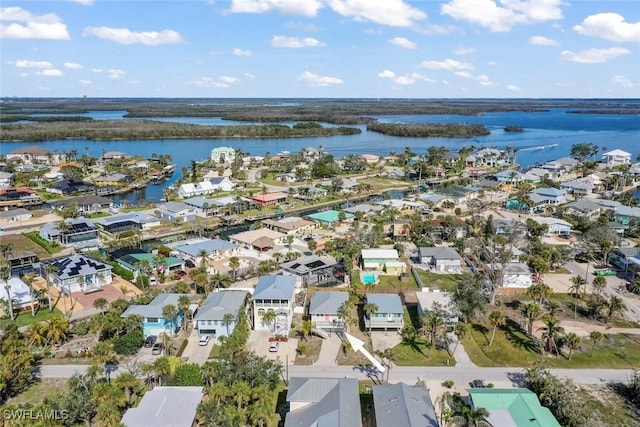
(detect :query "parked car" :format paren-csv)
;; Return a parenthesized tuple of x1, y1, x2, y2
(470, 379, 487, 388)
(185, 259, 196, 268)
(151, 343, 163, 355)
(199, 335, 210, 346)
(269, 342, 279, 353)
(149, 277, 158, 286)
(144, 335, 157, 348)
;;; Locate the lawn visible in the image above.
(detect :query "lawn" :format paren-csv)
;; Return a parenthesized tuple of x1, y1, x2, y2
(22, 231, 63, 254)
(293, 336, 323, 366)
(414, 270, 462, 292)
(550, 334, 640, 369)
(120, 206, 151, 213)
(6, 379, 67, 406)
(1, 233, 51, 259)
(575, 385, 640, 427)
(350, 272, 419, 291)
(0, 307, 63, 329)
(391, 337, 455, 366)
(208, 344, 221, 359)
(84, 211, 112, 219)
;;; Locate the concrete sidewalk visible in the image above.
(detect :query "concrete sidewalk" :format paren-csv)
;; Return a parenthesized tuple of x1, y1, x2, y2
(449, 333, 476, 368)
(315, 334, 342, 365)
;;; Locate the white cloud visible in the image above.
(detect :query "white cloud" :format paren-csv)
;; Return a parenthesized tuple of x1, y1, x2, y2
(188, 77, 231, 88)
(91, 68, 103, 73)
(63, 62, 83, 69)
(19, 72, 28, 77)
(610, 75, 634, 88)
(107, 69, 125, 79)
(233, 48, 252, 56)
(38, 69, 63, 77)
(71, 0, 94, 5)
(388, 37, 416, 49)
(284, 21, 320, 32)
(271, 35, 325, 48)
(219, 76, 240, 84)
(561, 47, 630, 64)
(83, 26, 183, 45)
(231, 0, 322, 17)
(330, 0, 426, 27)
(0, 6, 70, 40)
(441, 0, 564, 32)
(79, 79, 92, 85)
(244, 73, 256, 79)
(14, 59, 53, 69)
(419, 58, 473, 71)
(378, 70, 396, 78)
(573, 13, 640, 43)
(507, 84, 521, 91)
(529, 35, 558, 46)
(297, 71, 343, 87)
(455, 71, 492, 86)
(453, 47, 476, 55)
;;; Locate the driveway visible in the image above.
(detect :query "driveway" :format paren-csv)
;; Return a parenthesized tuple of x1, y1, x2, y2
(247, 329, 297, 365)
(371, 330, 402, 352)
(315, 334, 342, 365)
(183, 328, 213, 364)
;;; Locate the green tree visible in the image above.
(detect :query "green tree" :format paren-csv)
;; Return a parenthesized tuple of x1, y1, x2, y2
(174, 363, 205, 386)
(592, 276, 607, 295)
(223, 312, 235, 337)
(261, 309, 277, 333)
(229, 256, 240, 280)
(363, 302, 379, 336)
(563, 332, 581, 360)
(162, 304, 179, 334)
(589, 331, 604, 356)
(540, 317, 565, 356)
(488, 310, 506, 348)
(606, 295, 626, 323)
(93, 297, 109, 315)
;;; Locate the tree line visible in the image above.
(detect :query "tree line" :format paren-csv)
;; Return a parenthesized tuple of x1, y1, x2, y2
(367, 122, 490, 138)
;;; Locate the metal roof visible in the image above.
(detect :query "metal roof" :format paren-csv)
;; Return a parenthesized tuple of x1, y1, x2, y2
(285, 378, 361, 427)
(419, 246, 462, 260)
(121, 293, 188, 319)
(195, 290, 247, 322)
(120, 386, 203, 427)
(253, 275, 296, 300)
(468, 388, 561, 427)
(309, 291, 348, 315)
(365, 294, 403, 314)
(175, 239, 237, 256)
(280, 255, 337, 275)
(373, 383, 438, 427)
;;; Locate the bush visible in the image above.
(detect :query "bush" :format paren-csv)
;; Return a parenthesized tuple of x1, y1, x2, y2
(442, 380, 455, 389)
(106, 261, 134, 281)
(173, 363, 204, 386)
(23, 231, 62, 254)
(70, 320, 90, 336)
(112, 330, 144, 355)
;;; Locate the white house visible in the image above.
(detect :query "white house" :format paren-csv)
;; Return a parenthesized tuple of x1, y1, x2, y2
(158, 202, 196, 223)
(418, 247, 463, 273)
(0, 171, 13, 188)
(253, 275, 296, 335)
(501, 262, 533, 288)
(46, 254, 113, 294)
(602, 149, 631, 165)
(528, 216, 572, 236)
(0, 208, 32, 224)
(6, 146, 63, 165)
(178, 178, 234, 198)
(0, 276, 38, 311)
(210, 147, 236, 164)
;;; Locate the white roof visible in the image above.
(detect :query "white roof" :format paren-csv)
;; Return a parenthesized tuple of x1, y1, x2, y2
(362, 249, 399, 259)
(529, 216, 572, 227)
(603, 149, 631, 157)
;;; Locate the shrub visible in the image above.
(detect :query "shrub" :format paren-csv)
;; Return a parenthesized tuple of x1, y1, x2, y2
(106, 261, 134, 281)
(173, 363, 204, 386)
(70, 320, 90, 336)
(112, 330, 144, 355)
(23, 231, 62, 254)
(442, 380, 455, 389)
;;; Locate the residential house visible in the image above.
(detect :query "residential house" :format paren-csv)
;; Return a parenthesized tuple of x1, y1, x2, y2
(39, 218, 100, 250)
(276, 172, 298, 183)
(49, 195, 112, 214)
(100, 151, 128, 162)
(182, 195, 252, 218)
(428, 218, 468, 241)
(6, 146, 62, 165)
(253, 275, 297, 334)
(285, 378, 361, 427)
(492, 218, 528, 237)
(530, 187, 567, 206)
(173, 239, 238, 264)
(467, 388, 561, 427)
(195, 290, 248, 337)
(540, 157, 579, 177)
(291, 186, 328, 200)
(416, 291, 458, 325)
(614, 205, 640, 225)
(561, 179, 594, 196)
(263, 216, 316, 235)
(252, 192, 288, 206)
(0, 171, 13, 188)
(115, 252, 184, 279)
(45, 254, 113, 294)
(392, 219, 411, 238)
(602, 149, 631, 165)
(280, 255, 342, 287)
(210, 146, 236, 163)
(95, 213, 160, 234)
(0, 276, 38, 312)
(230, 228, 286, 251)
(361, 249, 405, 275)
(120, 386, 204, 427)
(0, 187, 42, 209)
(469, 148, 506, 167)
(121, 293, 188, 337)
(94, 173, 132, 187)
(343, 203, 384, 216)
(501, 262, 534, 289)
(5, 251, 39, 276)
(373, 383, 438, 427)
(433, 186, 479, 205)
(610, 247, 640, 270)
(528, 216, 572, 236)
(46, 179, 97, 195)
(0, 208, 32, 224)
(308, 291, 349, 332)
(360, 153, 380, 164)
(496, 170, 527, 184)
(364, 294, 404, 331)
(418, 247, 463, 273)
(157, 201, 196, 223)
(565, 199, 601, 219)
(178, 178, 234, 198)
(307, 210, 354, 225)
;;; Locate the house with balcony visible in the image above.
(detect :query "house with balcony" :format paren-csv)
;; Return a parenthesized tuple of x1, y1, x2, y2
(158, 201, 196, 223)
(285, 378, 361, 427)
(308, 291, 348, 332)
(418, 247, 463, 273)
(6, 146, 62, 165)
(40, 218, 100, 250)
(210, 146, 236, 164)
(182, 195, 253, 218)
(195, 290, 248, 338)
(361, 249, 402, 274)
(614, 205, 640, 226)
(121, 293, 188, 337)
(602, 149, 631, 165)
(528, 216, 572, 237)
(610, 247, 640, 270)
(253, 275, 296, 335)
(45, 254, 113, 294)
(364, 294, 404, 331)
(280, 255, 342, 287)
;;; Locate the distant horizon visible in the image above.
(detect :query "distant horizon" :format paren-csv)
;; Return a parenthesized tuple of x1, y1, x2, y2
(2, 97, 640, 101)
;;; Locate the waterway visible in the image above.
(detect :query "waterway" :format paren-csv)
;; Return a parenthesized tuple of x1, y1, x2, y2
(3, 109, 639, 203)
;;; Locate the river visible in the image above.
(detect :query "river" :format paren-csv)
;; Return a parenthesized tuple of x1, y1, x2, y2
(3, 109, 639, 203)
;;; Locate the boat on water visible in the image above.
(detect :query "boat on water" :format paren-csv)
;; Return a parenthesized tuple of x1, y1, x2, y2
(163, 164, 177, 176)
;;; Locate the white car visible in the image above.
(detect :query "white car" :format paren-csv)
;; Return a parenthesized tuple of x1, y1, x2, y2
(199, 335, 210, 346)
(269, 342, 279, 352)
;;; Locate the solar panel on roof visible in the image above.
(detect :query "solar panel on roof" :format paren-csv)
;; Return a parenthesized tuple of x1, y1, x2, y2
(290, 263, 301, 269)
(306, 260, 325, 269)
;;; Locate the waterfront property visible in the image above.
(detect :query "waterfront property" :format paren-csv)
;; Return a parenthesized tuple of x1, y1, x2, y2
(364, 294, 404, 331)
(210, 146, 236, 163)
(252, 191, 287, 206)
(157, 201, 196, 223)
(6, 145, 63, 165)
(120, 386, 204, 427)
(252, 275, 296, 334)
(178, 178, 234, 198)
(121, 293, 188, 337)
(39, 218, 100, 250)
(94, 173, 133, 187)
(602, 149, 631, 165)
(0, 276, 38, 312)
(262, 216, 315, 235)
(182, 195, 253, 218)
(418, 247, 463, 273)
(308, 290, 348, 332)
(467, 388, 561, 427)
(373, 383, 438, 427)
(306, 210, 354, 225)
(229, 228, 286, 251)
(280, 255, 342, 287)
(45, 254, 113, 294)
(173, 239, 238, 264)
(194, 290, 248, 337)
(285, 378, 361, 427)
(95, 212, 161, 234)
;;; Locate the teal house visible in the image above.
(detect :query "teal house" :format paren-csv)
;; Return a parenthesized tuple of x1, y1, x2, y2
(468, 388, 561, 427)
(121, 293, 188, 337)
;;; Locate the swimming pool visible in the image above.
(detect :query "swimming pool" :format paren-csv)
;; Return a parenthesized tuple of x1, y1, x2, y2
(363, 273, 376, 284)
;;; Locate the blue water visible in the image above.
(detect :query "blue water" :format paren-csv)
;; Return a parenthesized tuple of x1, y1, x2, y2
(363, 274, 376, 284)
(3, 108, 639, 203)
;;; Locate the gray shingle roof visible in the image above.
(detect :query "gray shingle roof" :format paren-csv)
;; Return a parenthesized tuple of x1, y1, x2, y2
(365, 294, 403, 314)
(253, 275, 296, 300)
(120, 386, 203, 427)
(309, 291, 348, 315)
(373, 383, 438, 427)
(419, 247, 462, 260)
(121, 293, 188, 319)
(195, 290, 247, 322)
(285, 378, 361, 427)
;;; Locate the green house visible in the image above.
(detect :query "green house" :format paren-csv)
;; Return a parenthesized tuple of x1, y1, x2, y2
(467, 388, 561, 427)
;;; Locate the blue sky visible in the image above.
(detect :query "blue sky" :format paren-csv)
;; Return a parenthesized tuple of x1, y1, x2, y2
(1, 0, 638, 98)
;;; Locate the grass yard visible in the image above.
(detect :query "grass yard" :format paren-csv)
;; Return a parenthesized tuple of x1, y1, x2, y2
(391, 337, 455, 366)
(22, 231, 63, 254)
(549, 334, 640, 369)
(337, 326, 374, 366)
(575, 385, 640, 427)
(0, 307, 63, 329)
(208, 344, 221, 360)
(120, 206, 151, 213)
(359, 177, 408, 191)
(293, 336, 323, 365)
(84, 211, 112, 219)
(1, 233, 51, 259)
(414, 270, 462, 292)
(6, 379, 67, 406)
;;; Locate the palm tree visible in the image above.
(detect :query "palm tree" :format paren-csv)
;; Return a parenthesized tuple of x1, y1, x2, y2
(22, 273, 37, 317)
(363, 302, 379, 336)
(198, 249, 209, 269)
(261, 309, 277, 333)
(337, 301, 353, 332)
(93, 297, 109, 315)
(460, 406, 490, 427)
(521, 302, 541, 336)
(592, 276, 607, 295)
(422, 311, 446, 349)
(45, 264, 58, 311)
(178, 295, 191, 331)
(26, 322, 49, 347)
(1, 260, 15, 321)
(527, 282, 552, 305)
(539, 316, 565, 356)
(589, 330, 604, 356)
(488, 310, 505, 348)
(223, 312, 235, 336)
(113, 372, 145, 408)
(162, 304, 178, 335)
(453, 322, 470, 353)
(564, 332, 581, 360)
(229, 256, 240, 280)
(545, 300, 561, 319)
(207, 273, 232, 296)
(45, 314, 69, 346)
(606, 295, 626, 323)
(374, 348, 397, 383)
(159, 332, 174, 356)
(568, 276, 586, 318)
